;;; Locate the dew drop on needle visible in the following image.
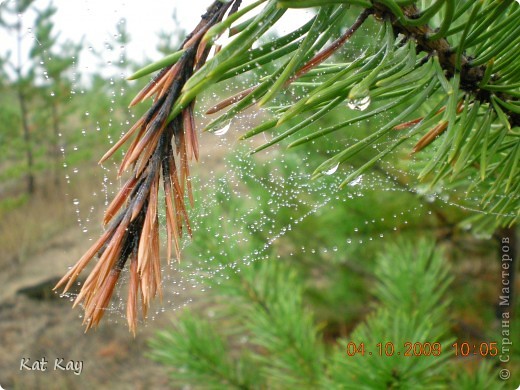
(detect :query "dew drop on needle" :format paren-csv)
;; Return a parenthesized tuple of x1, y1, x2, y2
(323, 163, 339, 175)
(347, 95, 371, 111)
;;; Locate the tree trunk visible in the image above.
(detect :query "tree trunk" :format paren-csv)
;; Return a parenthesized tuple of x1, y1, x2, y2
(51, 100, 61, 188)
(16, 15, 35, 195)
(18, 89, 34, 195)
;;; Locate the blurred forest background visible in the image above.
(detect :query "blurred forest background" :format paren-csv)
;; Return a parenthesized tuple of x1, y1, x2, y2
(0, 1, 518, 389)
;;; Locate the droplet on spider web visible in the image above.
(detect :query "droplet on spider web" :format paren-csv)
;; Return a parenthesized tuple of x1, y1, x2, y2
(348, 175, 363, 187)
(214, 122, 231, 136)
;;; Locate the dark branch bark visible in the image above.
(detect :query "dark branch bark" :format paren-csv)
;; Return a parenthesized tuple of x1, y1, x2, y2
(371, 3, 519, 128)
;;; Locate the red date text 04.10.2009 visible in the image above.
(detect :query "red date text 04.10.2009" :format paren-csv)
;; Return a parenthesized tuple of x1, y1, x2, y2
(345, 342, 499, 357)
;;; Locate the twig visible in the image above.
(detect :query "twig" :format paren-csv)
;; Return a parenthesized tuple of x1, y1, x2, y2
(54, 0, 242, 335)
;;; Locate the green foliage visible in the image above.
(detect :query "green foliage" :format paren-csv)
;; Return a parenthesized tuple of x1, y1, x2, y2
(0, 0, 34, 26)
(0, 3, 145, 197)
(29, 2, 82, 104)
(130, 0, 519, 232)
(328, 240, 454, 389)
(149, 258, 323, 389)
(150, 221, 505, 388)
(156, 10, 186, 56)
(373, 240, 453, 319)
(0, 91, 21, 141)
(0, 193, 29, 216)
(29, 5, 59, 58)
(149, 312, 258, 389)
(450, 360, 505, 390)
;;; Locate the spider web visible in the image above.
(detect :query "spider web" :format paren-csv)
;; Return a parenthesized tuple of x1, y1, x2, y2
(53, 2, 504, 326)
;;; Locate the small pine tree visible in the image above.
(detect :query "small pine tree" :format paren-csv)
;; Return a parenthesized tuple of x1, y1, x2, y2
(29, 3, 81, 187)
(0, 0, 37, 194)
(149, 231, 506, 388)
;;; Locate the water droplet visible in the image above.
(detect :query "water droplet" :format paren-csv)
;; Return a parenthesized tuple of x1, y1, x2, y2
(323, 163, 339, 175)
(347, 95, 371, 111)
(473, 231, 492, 240)
(50, 91, 55, 97)
(73, 199, 80, 205)
(214, 122, 231, 136)
(348, 175, 363, 187)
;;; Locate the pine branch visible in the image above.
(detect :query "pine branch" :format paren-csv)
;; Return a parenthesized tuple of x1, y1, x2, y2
(54, 0, 243, 334)
(149, 312, 254, 389)
(372, 2, 520, 128)
(55, 0, 519, 333)
(328, 239, 455, 388)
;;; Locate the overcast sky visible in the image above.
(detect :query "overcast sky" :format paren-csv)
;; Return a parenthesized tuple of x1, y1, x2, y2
(0, 0, 311, 79)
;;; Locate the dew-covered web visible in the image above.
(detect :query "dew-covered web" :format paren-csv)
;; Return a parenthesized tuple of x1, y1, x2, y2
(48, 2, 510, 325)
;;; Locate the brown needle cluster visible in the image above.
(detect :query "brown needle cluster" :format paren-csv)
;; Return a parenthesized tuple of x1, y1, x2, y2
(54, 0, 242, 335)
